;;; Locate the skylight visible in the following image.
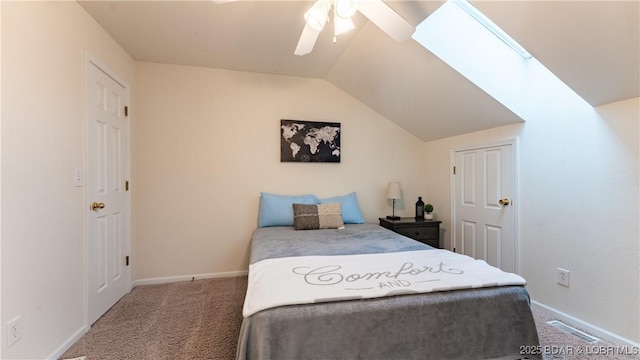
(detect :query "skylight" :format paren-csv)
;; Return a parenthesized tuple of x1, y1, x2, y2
(452, 0, 532, 60)
(411, 0, 592, 121)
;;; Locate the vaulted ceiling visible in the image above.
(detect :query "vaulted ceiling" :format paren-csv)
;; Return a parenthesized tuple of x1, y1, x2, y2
(79, 1, 639, 141)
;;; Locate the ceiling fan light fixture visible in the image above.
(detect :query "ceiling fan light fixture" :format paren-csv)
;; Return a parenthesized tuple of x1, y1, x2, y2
(304, 0, 331, 32)
(334, 0, 358, 19)
(334, 15, 355, 36)
(296, 0, 413, 56)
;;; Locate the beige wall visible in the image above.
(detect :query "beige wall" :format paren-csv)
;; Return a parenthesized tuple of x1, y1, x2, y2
(0, 0, 3, 352)
(1, 2, 135, 359)
(2, 2, 638, 358)
(132, 62, 427, 281)
(424, 97, 640, 343)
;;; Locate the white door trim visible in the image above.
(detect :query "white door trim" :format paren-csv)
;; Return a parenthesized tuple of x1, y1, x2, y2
(450, 138, 520, 274)
(84, 53, 132, 326)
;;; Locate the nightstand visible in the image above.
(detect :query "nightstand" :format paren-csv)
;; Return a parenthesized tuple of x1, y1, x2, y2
(379, 217, 442, 248)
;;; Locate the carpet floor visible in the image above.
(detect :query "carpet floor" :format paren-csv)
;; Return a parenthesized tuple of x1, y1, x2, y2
(61, 276, 637, 360)
(61, 276, 247, 360)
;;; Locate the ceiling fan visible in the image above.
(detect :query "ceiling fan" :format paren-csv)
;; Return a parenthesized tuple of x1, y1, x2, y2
(295, 0, 415, 56)
(213, 0, 415, 56)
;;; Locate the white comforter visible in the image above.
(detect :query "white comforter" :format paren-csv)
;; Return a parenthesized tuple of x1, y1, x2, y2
(243, 249, 526, 317)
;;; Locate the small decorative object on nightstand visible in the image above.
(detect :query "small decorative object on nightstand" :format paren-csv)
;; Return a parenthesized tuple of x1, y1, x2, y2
(424, 203, 434, 220)
(379, 217, 442, 248)
(415, 197, 424, 219)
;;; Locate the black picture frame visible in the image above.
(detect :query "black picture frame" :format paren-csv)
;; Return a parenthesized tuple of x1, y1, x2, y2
(280, 119, 341, 163)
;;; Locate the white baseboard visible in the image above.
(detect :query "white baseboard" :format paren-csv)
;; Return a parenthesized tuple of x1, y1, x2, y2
(47, 325, 88, 360)
(531, 300, 640, 348)
(131, 270, 248, 287)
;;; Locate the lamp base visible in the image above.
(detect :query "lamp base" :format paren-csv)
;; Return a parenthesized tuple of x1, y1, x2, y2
(386, 215, 401, 220)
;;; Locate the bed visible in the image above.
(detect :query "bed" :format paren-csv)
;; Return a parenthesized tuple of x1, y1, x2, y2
(236, 223, 540, 360)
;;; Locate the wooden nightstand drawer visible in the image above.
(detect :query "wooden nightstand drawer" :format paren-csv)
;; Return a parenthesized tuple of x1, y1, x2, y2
(379, 217, 442, 249)
(396, 226, 438, 241)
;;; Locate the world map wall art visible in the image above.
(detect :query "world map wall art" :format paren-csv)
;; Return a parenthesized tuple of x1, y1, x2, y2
(280, 119, 341, 163)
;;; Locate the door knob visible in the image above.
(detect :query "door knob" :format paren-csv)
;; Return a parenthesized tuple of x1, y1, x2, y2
(498, 198, 511, 206)
(91, 202, 105, 211)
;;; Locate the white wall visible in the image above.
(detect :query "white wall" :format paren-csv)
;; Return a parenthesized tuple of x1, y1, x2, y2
(424, 97, 640, 343)
(1, 2, 135, 359)
(132, 62, 427, 281)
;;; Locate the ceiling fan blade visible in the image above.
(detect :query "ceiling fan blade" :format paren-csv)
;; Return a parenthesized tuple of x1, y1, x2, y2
(294, 23, 321, 56)
(357, 0, 415, 41)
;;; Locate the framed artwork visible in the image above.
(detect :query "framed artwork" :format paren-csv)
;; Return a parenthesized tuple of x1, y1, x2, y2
(280, 119, 341, 163)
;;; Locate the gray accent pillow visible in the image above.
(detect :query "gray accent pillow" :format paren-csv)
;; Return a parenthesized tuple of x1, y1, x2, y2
(293, 203, 344, 230)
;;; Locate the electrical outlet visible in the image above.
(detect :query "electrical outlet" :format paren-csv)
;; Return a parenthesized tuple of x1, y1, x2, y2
(557, 268, 570, 287)
(7, 316, 22, 347)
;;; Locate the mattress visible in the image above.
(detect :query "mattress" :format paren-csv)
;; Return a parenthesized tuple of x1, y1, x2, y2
(236, 224, 540, 360)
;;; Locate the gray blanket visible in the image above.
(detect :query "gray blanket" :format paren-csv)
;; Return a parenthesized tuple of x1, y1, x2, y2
(237, 224, 540, 360)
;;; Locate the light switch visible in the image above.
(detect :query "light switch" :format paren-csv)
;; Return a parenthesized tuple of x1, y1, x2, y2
(74, 168, 83, 187)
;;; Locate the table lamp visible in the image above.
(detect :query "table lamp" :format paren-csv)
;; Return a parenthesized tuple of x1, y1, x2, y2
(386, 182, 402, 220)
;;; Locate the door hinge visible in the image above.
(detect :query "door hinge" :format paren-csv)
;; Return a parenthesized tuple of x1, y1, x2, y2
(126, 255, 130, 266)
(124, 106, 128, 117)
(125, 180, 129, 191)
(453, 166, 456, 175)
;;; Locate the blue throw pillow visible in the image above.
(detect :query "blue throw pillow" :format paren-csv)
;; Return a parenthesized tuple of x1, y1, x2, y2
(258, 192, 320, 227)
(319, 192, 365, 224)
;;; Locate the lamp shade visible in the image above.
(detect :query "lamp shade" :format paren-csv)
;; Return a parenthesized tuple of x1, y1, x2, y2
(386, 182, 402, 200)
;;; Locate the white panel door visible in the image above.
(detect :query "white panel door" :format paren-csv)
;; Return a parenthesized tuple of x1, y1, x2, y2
(453, 144, 516, 273)
(87, 61, 130, 325)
